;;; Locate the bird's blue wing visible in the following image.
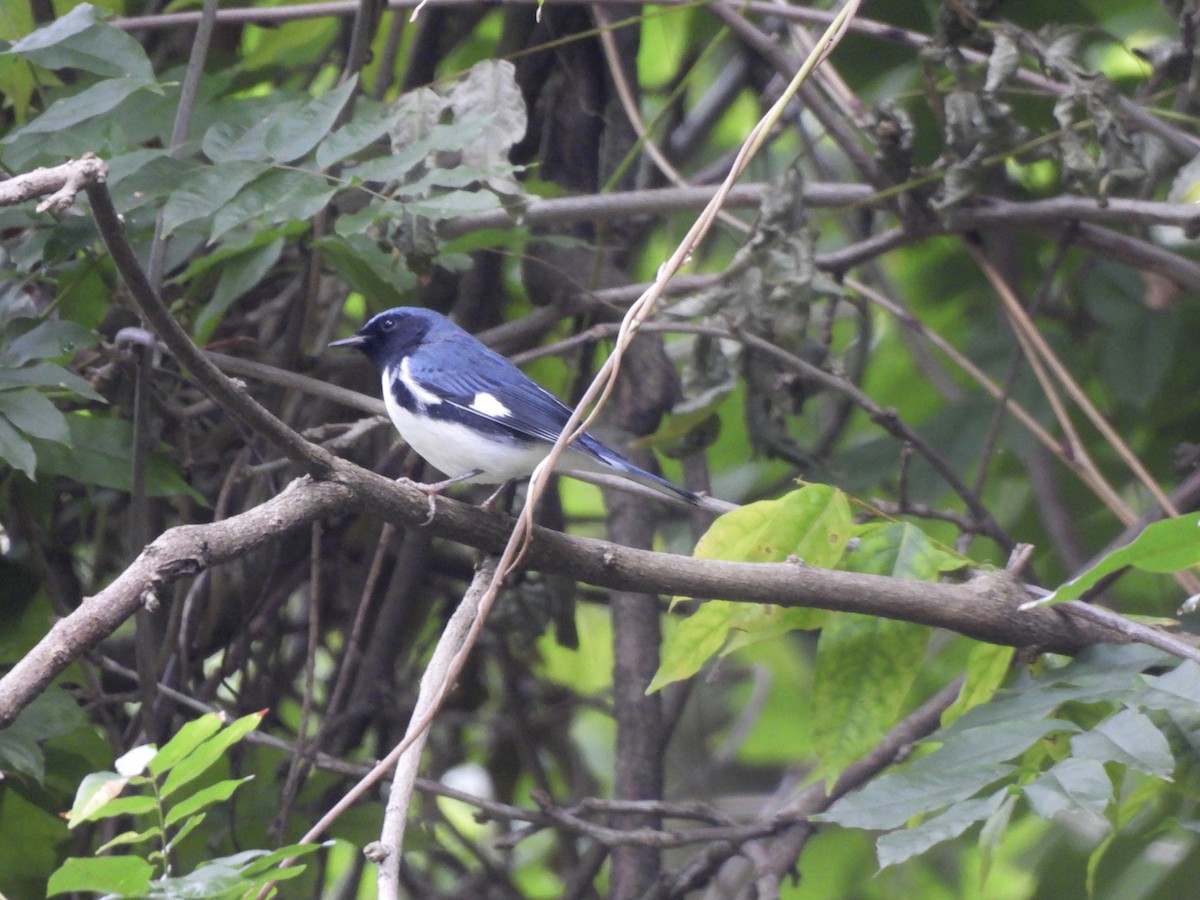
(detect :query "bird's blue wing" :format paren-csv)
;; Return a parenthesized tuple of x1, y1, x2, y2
(402, 335, 579, 445)
(401, 330, 701, 504)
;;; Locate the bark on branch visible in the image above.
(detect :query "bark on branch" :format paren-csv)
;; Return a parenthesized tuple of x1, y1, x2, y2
(0, 457, 1134, 728)
(0, 155, 108, 213)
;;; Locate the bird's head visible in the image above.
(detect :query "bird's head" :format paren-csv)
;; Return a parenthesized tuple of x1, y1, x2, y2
(328, 307, 442, 369)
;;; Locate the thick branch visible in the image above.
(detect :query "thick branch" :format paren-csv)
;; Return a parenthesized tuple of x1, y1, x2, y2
(0, 458, 1136, 727)
(0, 155, 108, 213)
(0, 476, 356, 726)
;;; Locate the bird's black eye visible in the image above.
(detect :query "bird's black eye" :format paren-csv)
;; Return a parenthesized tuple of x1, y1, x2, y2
(380, 317, 396, 331)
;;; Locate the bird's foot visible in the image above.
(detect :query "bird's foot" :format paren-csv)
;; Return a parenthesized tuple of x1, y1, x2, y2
(403, 469, 484, 525)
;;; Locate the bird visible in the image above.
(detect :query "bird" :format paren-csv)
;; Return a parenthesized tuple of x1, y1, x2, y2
(328, 306, 708, 509)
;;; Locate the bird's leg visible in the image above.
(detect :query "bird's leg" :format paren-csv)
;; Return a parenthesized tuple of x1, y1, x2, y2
(419, 469, 484, 493)
(404, 469, 484, 525)
(480, 479, 517, 513)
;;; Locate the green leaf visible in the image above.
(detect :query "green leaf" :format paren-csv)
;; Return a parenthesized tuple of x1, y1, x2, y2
(67, 771, 129, 827)
(263, 75, 357, 163)
(1070, 708, 1174, 779)
(5, 4, 153, 80)
(333, 197, 404, 236)
(194, 237, 284, 343)
(203, 79, 356, 167)
(173, 224, 302, 285)
(977, 790, 1019, 885)
(7, 4, 95, 56)
(96, 825, 164, 854)
(0, 731, 44, 782)
(816, 719, 1078, 830)
(166, 812, 206, 852)
(159, 710, 264, 799)
(0, 318, 97, 366)
(810, 613, 929, 779)
(108, 151, 200, 217)
(843, 521, 966, 581)
(693, 485, 854, 567)
(315, 99, 399, 167)
(160, 161, 269, 237)
(79, 793, 159, 825)
(649, 485, 853, 692)
(404, 189, 504, 219)
(0, 48, 36, 125)
(1022, 757, 1113, 818)
(143, 845, 323, 898)
(1036, 512, 1200, 607)
(208, 170, 332, 243)
(145, 860, 250, 898)
(148, 713, 224, 777)
(202, 118, 272, 164)
(0, 413, 36, 477)
(0, 388, 70, 444)
(4, 76, 156, 137)
(47, 855, 154, 897)
(1142, 660, 1200, 710)
(235, 840, 327, 877)
(344, 144, 435, 183)
(947, 644, 1164, 732)
(29, 412, 203, 500)
(0, 360, 105, 402)
(0, 784, 70, 898)
(809, 523, 956, 776)
(317, 233, 414, 308)
(650, 602, 826, 693)
(164, 776, 252, 827)
(106, 147, 174, 187)
(941, 642, 1015, 727)
(876, 789, 1008, 869)
(6, 686, 88, 742)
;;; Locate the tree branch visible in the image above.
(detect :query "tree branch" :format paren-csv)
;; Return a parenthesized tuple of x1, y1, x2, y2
(0, 456, 1149, 728)
(0, 154, 107, 213)
(82, 176, 337, 476)
(744, 678, 965, 897)
(374, 556, 501, 898)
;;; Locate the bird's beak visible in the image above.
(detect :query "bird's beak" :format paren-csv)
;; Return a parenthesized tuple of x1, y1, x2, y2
(328, 334, 365, 350)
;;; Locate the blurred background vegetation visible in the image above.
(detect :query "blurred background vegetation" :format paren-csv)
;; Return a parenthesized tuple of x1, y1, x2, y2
(5, 0, 1200, 896)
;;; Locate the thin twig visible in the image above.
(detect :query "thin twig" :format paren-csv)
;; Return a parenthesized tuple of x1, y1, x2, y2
(374, 556, 501, 896)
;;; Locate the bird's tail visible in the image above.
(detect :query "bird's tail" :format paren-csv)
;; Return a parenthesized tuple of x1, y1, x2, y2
(568, 435, 733, 514)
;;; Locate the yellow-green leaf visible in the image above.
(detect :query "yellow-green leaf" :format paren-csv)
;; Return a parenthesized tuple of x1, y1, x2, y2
(650, 485, 852, 692)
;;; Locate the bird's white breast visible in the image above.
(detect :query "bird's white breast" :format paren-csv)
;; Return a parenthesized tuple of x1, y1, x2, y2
(381, 368, 549, 482)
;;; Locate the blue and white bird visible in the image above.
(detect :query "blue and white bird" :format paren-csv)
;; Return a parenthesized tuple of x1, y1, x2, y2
(329, 306, 706, 508)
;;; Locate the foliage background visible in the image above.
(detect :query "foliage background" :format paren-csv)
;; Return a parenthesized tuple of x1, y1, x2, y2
(4, 0, 1200, 897)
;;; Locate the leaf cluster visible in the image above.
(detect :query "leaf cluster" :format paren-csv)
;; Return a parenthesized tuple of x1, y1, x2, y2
(48, 711, 324, 899)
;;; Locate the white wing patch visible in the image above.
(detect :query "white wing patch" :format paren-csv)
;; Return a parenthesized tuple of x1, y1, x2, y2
(397, 356, 443, 407)
(469, 392, 511, 419)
